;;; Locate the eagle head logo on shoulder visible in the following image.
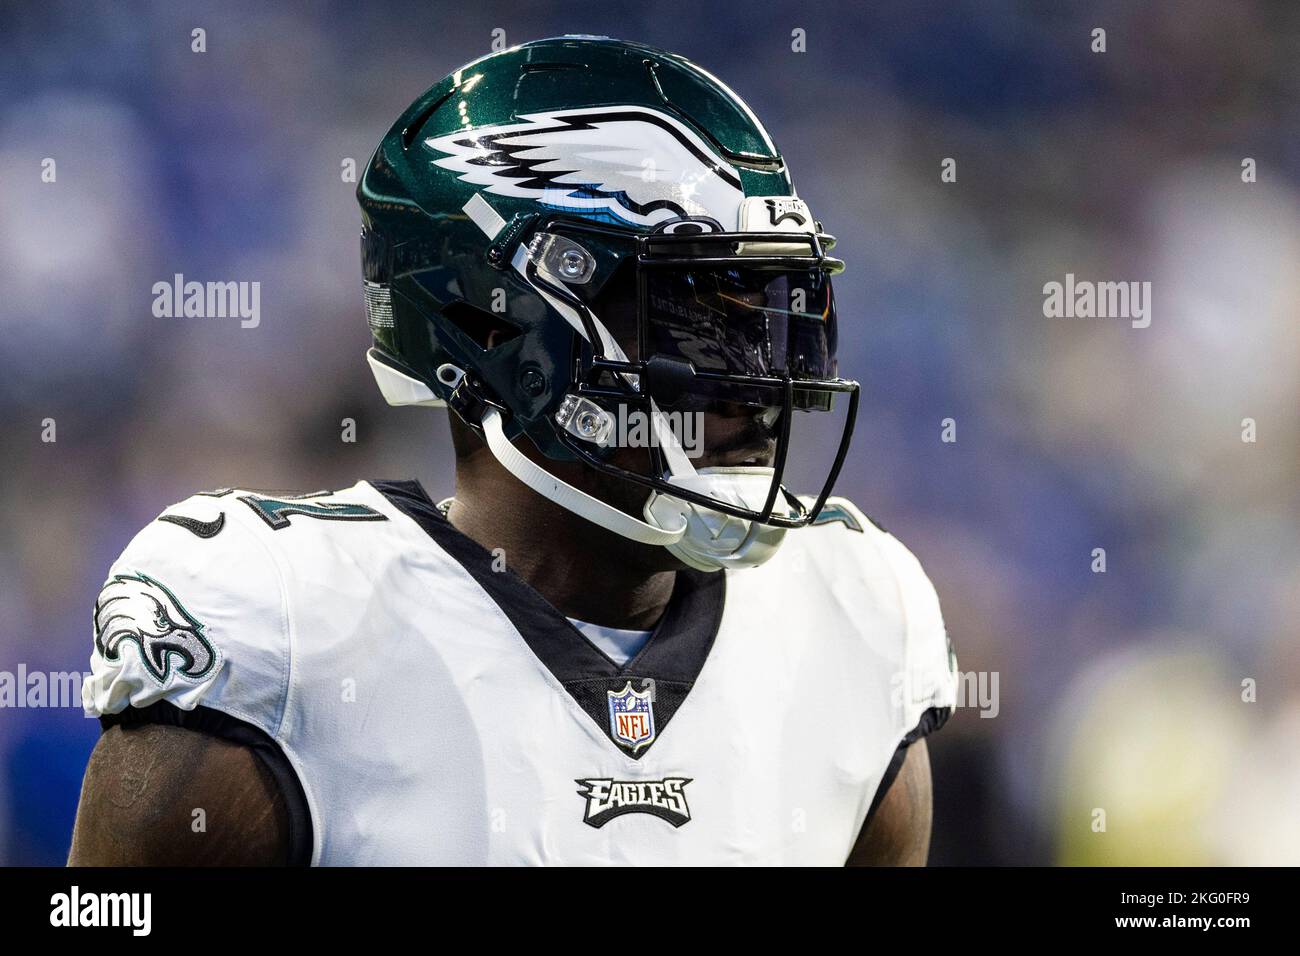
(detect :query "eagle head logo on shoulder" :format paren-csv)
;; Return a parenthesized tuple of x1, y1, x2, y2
(93, 572, 220, 685)
(424, 106, 745, 228)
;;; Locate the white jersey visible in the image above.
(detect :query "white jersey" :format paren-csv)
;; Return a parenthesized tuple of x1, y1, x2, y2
(83, 479, 957, 865)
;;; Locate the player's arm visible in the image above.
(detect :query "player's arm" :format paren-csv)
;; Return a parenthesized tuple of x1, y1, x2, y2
(845, 739, 933, 866)
(77, 495, 300, 864)
(68, 722, 290, 866)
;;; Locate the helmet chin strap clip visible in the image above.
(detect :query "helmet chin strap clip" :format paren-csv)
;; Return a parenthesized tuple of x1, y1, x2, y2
(445, 367, 499, 439)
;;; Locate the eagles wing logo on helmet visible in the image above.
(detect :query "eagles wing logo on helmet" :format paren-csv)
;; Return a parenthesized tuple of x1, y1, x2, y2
(93, 572, 219, 684)
(424, 106, 744, 228)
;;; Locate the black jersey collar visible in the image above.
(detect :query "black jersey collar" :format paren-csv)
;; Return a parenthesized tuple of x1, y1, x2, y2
(370, 478, 725, 759)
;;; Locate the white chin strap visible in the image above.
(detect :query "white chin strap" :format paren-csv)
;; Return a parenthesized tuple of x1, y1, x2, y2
(481, 407, 686, 547)
(480, 407, 790, 571)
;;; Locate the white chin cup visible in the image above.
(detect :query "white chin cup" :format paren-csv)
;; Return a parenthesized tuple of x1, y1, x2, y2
(644, 467, 791, 572)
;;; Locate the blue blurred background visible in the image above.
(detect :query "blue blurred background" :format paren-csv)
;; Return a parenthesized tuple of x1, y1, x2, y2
(1, 0, 1297, 864)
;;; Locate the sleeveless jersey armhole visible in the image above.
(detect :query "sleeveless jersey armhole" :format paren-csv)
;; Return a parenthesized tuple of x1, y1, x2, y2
(100, 701, 313, 866)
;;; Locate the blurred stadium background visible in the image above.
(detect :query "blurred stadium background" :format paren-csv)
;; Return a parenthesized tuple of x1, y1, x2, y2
(0, 0, 1296, 865)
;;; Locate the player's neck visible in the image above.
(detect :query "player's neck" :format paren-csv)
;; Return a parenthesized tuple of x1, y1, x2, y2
(446, 468, 677, 632)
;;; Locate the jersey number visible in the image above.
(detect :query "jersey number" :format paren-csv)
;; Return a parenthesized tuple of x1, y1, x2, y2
(237, 493, 386, 530)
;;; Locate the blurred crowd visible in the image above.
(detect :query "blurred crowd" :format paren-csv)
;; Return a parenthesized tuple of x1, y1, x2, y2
(0, 0, 1296, 864)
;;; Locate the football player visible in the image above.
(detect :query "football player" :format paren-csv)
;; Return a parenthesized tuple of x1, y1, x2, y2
(70, 36, 957, 866)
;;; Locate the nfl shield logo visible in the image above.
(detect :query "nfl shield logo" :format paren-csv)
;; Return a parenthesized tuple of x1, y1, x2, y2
(607, 681, 656, 752)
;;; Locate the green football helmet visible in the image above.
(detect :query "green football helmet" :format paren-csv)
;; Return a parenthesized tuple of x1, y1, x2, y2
(357, 35, 859, 571)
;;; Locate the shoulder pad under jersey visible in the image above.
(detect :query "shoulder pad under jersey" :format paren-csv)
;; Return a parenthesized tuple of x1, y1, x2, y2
(796, 496, 959, 739)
